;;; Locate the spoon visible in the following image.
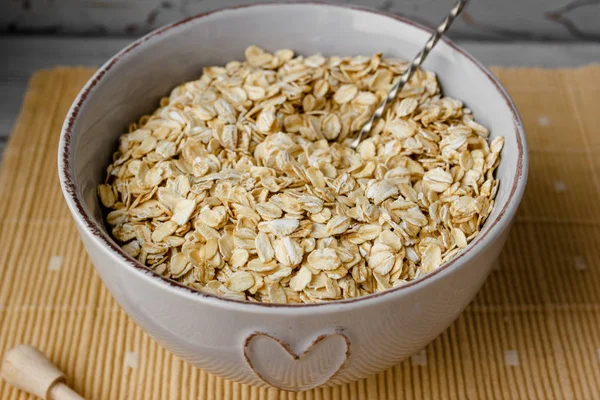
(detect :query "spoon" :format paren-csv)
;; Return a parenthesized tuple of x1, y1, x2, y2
(349, 0, 470, 149)
(1, 344, 84, 400)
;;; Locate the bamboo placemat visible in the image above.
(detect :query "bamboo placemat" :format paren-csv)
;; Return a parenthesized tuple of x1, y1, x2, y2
(1, 66, 600, 400)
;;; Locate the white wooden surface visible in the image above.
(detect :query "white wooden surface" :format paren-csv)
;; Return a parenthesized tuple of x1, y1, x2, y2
(1, 37, 599, 157)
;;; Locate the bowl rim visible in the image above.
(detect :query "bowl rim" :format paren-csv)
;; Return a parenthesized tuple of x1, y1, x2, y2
(58, 1, 528, 311)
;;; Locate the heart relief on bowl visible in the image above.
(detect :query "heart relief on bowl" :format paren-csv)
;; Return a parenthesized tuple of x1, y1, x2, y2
(96, 45, 504, 304)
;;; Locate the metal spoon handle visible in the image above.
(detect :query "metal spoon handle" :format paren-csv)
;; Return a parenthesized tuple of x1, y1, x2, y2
(350, 0, 470, 149)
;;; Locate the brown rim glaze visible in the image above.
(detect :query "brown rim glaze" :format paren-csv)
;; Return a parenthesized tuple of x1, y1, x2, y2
(59, 1, 527, 309)
(243, 331, 351, 390)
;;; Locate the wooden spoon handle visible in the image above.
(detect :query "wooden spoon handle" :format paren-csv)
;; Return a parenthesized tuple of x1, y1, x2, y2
(50, 382, 85, 400)
(1, 345, 84, 400)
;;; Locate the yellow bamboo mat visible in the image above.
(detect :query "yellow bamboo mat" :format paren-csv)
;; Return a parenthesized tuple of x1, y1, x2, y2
(1, 66, 600, 400)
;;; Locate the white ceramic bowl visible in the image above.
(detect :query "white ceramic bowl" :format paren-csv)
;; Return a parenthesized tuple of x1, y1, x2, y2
(58, 3, 528, 391)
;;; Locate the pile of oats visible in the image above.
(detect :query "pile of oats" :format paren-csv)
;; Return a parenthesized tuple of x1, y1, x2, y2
(98, 45, 503, 303)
